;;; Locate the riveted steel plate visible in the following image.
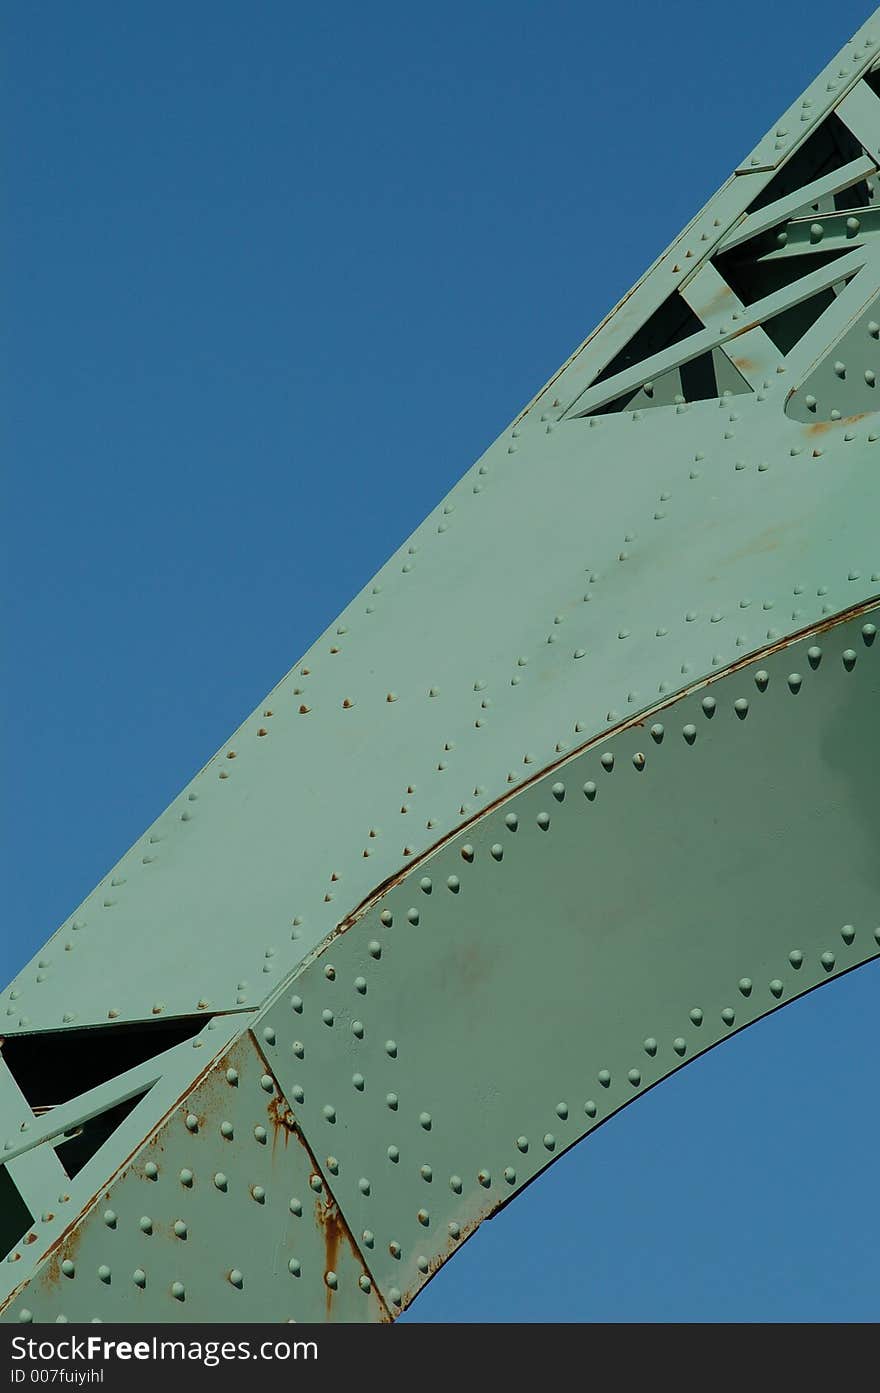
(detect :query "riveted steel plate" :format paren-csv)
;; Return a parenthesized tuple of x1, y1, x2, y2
(2, 390, 878, 1035)
(4, 19, 880, 1036)
(3, 9, 880, 1328)
(259, 610, 878, 1313)
(0, 1029, 386, 1324)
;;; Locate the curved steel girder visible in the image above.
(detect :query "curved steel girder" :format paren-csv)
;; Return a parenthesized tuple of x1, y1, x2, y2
(255, 607, 879, 1317)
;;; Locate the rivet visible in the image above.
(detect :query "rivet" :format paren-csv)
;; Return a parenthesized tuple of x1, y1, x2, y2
(322, 1009, 334, 1026)
(387, 1145, 400, 1162)
(418, 1208, 430, 1225)
(600, 752, 614, 771)
(352, 1072, 365, 1090)
(643, 1037, 658, 1056)
(701, 696, 716, 717)
(368, 941, 382, 959)
(682, 724, 697, 744)
(61, 1259, 75, 1278)
(386, 1092, 399, 1109)
(673, 1037, 686, 1056)
(173, 1220, 187, 1239)
(419, 1165, 432, 1182)
(390, 1288, 402, 1306)
(326, 1156, 339, 1174)
(842, 649, 857, 671)
(721, 1008, 735, 1026)
(359, 1274, 372, 1292)
(322, 1104, 336, 1123)
(251, 1185, 266, 1203)
(627, 1068, 641, 1087)
(225, 1068, 239, 1086)
(255, 1124, 269, 1141)
(754, 671, 769, 691)
(288, 1258, 301, 1276)
(309, 1175, 323, 1193)
(450, 1174, 463, 1192)
(98, 1265, 111, 1284)
(821, 951, 836, 971)
(738, 978, 752, 996)
(103, 1210, 117, 1228)
(213, 1174, 228, 1191)
(133, 1268, 146, 1288)
(386, 1040, 398, 1057)
(325, 1271, 338, 1290)
(841, 924, 856, 945)
(536, 812, 551, 830)
(689, 1008, 703, 1026)
(260, 1075, 274, 1093)
(598, 1069, 611, 1087)
(787, 672, 802, 693)
(555, 1101, 568, 1120)
(419, 1111, 432, 1130)
(789, 950, 803, 968)
(291, 994, 303, 1012)
(515, 1136, 529, 1152)
(185, 1113, 199, 1132)
(144, 1163, 158, 1181)
(542, 1134, 555, 1152)
(769, 980, 784, 998)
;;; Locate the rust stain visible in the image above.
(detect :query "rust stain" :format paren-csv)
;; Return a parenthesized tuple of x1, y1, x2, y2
(806, 412, 866, 436)
(701, 283, 735, 318)
(314, 1192, 344, 1317)
(731, 355, 756, 371)
(267, 1092, 295, 1152)
(249, 1034, 390, 1320)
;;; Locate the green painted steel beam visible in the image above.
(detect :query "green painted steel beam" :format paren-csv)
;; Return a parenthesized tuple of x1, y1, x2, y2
(1, 9, 879, 1324)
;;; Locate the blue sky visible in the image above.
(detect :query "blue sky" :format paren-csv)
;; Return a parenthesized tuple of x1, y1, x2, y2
(5, 0, 878, 1321)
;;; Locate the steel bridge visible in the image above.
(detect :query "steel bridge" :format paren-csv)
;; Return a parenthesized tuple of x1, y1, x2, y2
(1, 11, 878, 1323)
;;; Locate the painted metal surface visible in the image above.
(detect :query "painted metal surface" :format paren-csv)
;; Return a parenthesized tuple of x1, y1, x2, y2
(1, 10, 879, 1322)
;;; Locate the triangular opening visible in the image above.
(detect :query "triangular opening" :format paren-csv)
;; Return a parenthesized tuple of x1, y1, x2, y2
(0, 1166, 33, 1259)
(761, 285, 839, 355)
(53, 1091, 150, 1178)
(590, 348, 751, 415)
(746, 114, 865, 214)
(714, 243, 852, 308)
(0, 1017, 206, 1111)
(591, 291, 705, 387)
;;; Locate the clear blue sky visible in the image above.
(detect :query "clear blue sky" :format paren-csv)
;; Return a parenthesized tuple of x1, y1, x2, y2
(5, 1, 878, 1322)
